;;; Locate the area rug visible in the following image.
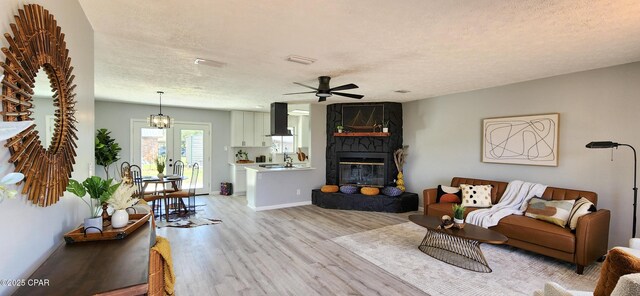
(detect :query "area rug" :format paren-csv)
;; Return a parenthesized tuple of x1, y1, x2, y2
(156, 215, 222, 228)
(332, 222, 601, 296)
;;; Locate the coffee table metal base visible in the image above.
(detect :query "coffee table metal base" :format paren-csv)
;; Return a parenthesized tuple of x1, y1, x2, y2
(418, 229, 492, 273)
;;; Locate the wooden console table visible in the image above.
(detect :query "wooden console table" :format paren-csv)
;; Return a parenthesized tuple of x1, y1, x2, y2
(14, 221, 155, 296)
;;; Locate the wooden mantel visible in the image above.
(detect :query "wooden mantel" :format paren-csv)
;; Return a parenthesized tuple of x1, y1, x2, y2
(333, 132, 390, 137)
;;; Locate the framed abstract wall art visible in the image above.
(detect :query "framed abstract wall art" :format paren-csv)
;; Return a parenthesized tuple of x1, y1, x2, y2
(482, 113, 559, 166)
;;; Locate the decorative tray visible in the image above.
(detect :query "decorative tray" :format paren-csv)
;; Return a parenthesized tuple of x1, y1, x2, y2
(64, 213, 151, 244)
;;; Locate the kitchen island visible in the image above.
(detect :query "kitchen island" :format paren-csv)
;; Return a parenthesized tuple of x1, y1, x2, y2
(245, 165, 317, 211)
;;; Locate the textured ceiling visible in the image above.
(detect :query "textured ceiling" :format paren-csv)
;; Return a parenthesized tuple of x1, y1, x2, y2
(77, 0, 640, 111)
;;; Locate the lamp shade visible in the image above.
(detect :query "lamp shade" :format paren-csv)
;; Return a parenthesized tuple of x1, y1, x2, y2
(586, 141, 619, 149)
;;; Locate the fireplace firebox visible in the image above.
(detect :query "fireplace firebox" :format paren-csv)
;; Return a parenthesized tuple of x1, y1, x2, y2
(337, 152, 388, 187)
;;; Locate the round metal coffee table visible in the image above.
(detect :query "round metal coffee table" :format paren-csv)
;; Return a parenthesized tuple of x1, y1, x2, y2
(409, 214, 508, 273)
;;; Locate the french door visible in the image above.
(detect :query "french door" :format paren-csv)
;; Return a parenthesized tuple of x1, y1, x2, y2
(131, 120, 211, 194)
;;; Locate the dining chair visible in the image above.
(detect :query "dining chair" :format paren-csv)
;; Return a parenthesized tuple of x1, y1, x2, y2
(167, 162, 199, 214)
(131, 164, 162, 219)
(166, 160, 185, 193)
(120, 161, 131, 183)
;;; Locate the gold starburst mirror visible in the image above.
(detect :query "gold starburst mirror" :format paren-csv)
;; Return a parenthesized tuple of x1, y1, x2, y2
(1, 4, 77, 206)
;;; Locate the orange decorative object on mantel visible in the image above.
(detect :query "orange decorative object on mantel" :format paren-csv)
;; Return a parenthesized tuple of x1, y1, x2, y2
(333, 132, 390, 137)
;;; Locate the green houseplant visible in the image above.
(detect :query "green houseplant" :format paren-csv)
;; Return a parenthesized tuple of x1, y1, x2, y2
(336, 125, 344, 133)
(95, 128, 122, 179)
(67, 176, 120, 233)
(155, 157, 166, 178)
(452, 204, 466, 227)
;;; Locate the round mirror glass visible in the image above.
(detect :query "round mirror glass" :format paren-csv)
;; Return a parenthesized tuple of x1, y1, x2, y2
(31, 66, 58, 151)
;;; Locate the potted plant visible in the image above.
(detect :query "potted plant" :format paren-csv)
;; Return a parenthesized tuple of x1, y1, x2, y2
(106, 183, 138, 228)
(235, 149, 249, 163)
(66, 176, 120, 233)
(382, 121, 390, 133)
(452, 204, 466, 228)
(95, 128, 122, 179)
(155, 157, 166, 179)
(336, 125, 344, 133)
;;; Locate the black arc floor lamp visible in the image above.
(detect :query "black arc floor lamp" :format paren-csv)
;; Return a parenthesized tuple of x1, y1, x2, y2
(586, 141, 638, 238)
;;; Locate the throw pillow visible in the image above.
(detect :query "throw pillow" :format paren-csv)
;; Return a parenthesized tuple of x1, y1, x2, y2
(321, 185, 339, 193)
(594, 247, 640, 296)
(381, 186, 402, 197)
(340, 185, 358, 194)
(361, 187, 380, 196)
(436, 185, 461, 203)
(567, 197, 597, 230)
(460, 184, 492, 208)
(524, 197, 576, 227)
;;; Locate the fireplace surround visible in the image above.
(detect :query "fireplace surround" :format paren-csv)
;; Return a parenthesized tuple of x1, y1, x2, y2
(313, 102, 418, 213)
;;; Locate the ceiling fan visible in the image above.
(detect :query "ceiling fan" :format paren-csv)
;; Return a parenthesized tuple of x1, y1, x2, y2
(284, 76, 364, 102)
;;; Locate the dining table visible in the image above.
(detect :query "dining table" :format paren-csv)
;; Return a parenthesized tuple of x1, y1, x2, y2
(142, 176, 187, 221)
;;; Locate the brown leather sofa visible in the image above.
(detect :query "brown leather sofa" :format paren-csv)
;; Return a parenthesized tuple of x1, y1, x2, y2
(423, 177, 611, 274)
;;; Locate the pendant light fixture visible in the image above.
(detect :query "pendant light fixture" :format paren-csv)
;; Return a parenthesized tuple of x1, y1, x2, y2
(147, 91, 173, 129)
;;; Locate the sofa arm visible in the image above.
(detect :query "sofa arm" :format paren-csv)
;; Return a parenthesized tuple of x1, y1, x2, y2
(575, 209, 611, 268)
(423, 188, 438, 215)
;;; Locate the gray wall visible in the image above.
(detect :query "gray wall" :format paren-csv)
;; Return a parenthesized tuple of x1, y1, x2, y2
(95, 101, 231, 191)
(403, 61, 640, 248)
(0, 1, 94, 295)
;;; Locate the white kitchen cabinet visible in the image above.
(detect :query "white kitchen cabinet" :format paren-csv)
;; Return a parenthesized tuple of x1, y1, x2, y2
(231, 111, 255, 147)
(263, 113, 272, 148)
(229, 164, 255, 195)
(253, 112, 271, 147)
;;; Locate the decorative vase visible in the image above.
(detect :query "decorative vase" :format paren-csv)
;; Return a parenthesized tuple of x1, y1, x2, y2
(337, 129, 343, 133)
(157, 173, 164, 179)
(111, 209, 129, 228)
(453, 218, 465, 229)
(84, 217, 103, 234)
(383, 127, 389, 133)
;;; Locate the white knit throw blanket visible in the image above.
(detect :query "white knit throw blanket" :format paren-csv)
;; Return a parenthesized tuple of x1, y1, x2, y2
(465, 180, 547, 228)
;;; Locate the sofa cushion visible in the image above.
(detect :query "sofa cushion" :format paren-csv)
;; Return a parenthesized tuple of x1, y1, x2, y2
(491, 215, 575, 253)
(460, 184, 492, 208)
(524, 197, 576, 227)
(567, 197, 596, 230)
(437, 185, 461, 203)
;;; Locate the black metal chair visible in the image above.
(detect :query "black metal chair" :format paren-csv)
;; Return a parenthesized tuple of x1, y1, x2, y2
(120, 161, 131, 182)
(167, 162, 199, 214)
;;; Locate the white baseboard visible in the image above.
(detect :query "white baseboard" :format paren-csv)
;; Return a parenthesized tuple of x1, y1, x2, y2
(418, 206, 424, 213)
(250, 201, 311, 211)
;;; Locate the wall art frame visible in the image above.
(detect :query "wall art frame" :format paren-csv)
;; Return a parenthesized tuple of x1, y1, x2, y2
(482, 113, 559, 166)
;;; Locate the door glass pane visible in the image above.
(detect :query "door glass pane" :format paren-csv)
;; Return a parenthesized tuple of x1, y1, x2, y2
(181, 129, 204, 189)
(141, 128, 166, 177)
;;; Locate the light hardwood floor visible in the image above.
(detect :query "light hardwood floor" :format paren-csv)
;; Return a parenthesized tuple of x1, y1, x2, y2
(156, 195, 428, 296)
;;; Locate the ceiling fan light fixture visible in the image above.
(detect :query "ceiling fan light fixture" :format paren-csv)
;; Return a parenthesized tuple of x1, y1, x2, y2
(316, 93, 331, 97)
(286, 55, 316, 65)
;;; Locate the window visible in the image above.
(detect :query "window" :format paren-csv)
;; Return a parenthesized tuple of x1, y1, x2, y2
(271, 127, 295, 154)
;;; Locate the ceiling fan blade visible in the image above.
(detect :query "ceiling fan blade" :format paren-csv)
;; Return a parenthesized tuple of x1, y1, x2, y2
(293, 82, 318, 91)
(330, 83, 358, 92)
(332, 92, 364, 99)
(283, 91, 317, 95)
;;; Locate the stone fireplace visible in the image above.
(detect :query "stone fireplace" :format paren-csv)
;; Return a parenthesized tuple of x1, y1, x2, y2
(326, 102, 403, 186)
(311, 102, 418, 213)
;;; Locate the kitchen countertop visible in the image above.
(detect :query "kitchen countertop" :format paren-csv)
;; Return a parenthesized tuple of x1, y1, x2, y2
(229, 161, 308, 166)
(245, 165, 315, 172)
